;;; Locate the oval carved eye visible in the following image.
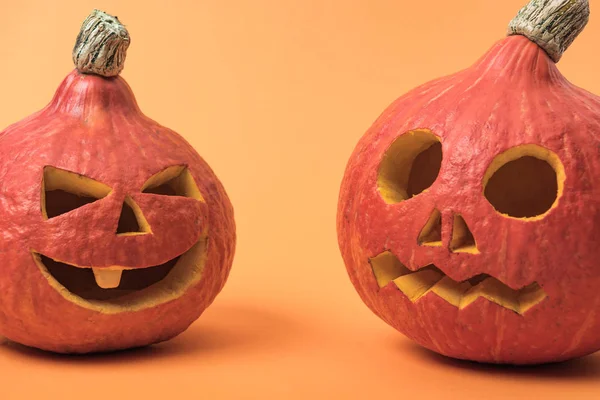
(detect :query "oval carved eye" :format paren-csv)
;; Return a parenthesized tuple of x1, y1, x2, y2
(42, 166, 112, 219)
(483, 144, 565, 219)
(377, 129, 442, 204)
(141, 165, 204, 201)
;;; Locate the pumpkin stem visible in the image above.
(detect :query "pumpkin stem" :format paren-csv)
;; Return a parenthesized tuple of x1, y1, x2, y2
(507, 0, 589, 62)
(72, 10, 130, 77)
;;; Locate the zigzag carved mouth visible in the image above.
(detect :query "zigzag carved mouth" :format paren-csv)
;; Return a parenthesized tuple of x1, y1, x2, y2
(369, 251, 547, 315)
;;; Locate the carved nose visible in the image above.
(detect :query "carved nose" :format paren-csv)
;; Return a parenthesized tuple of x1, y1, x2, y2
(116, 196, 151, 236)
(418, 209, 478, 254)
(417, 208, 442, 247)
(449, 214, 478, 254)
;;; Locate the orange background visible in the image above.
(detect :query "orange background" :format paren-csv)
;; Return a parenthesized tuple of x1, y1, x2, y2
(1, 0, 600, 399)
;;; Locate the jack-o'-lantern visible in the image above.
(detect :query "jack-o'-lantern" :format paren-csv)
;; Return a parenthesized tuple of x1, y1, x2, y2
(337, 0, 600, 364)
(0, 10, 236, 353)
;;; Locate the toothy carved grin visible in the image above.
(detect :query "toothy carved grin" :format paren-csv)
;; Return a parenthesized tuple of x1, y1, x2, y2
(29, 236, 208, 312)
(369, 251, 547, 315)
(32, 252, 180, 300)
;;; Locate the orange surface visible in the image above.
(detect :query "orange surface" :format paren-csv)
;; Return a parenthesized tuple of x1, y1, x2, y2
(1, 0, 600, 399)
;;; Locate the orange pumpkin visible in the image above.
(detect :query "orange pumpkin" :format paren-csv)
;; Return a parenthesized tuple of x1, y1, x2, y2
(337, 0, 600, 364)
(0, 10, 236, 353)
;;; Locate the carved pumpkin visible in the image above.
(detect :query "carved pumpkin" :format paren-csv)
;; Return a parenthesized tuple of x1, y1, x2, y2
(337, 0, 600, 364)
(0, 10, 235, 353)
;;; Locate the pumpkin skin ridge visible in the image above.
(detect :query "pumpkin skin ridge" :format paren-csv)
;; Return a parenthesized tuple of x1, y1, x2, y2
(343, 36, 600, 285)
(337, 30, 600, 364)
(0, 67, 236, 352)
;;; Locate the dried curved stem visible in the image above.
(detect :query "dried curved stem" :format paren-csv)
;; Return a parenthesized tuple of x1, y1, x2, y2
(507, 0, 589, 62)
(72, 9, 130, 77)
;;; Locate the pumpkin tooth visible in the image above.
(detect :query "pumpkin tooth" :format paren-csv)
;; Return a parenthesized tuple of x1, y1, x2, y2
(91, 268, 124, 289)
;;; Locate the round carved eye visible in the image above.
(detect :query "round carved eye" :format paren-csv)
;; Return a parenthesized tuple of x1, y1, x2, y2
(377, 129, 442, 204)
(483, 144, 565, 219)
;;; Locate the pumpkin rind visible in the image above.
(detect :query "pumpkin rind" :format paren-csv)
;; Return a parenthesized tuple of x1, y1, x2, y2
(0, 11, 235, 353)
(337, 0, 600, 364)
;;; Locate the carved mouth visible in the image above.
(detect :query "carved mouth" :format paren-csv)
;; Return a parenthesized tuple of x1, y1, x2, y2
(369, 251, 547, 315)
(33, 254, 180, 301)
(31, 237, 208, 312)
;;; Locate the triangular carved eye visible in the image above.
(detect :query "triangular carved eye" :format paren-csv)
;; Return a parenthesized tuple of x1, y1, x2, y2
(141, 166, 203, 201)
(42, 166, 112, 219)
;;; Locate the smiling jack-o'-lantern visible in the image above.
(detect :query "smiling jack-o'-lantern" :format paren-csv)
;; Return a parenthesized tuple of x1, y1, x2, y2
(337, 0, 600, 364)
(0, 10, 235, 353)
